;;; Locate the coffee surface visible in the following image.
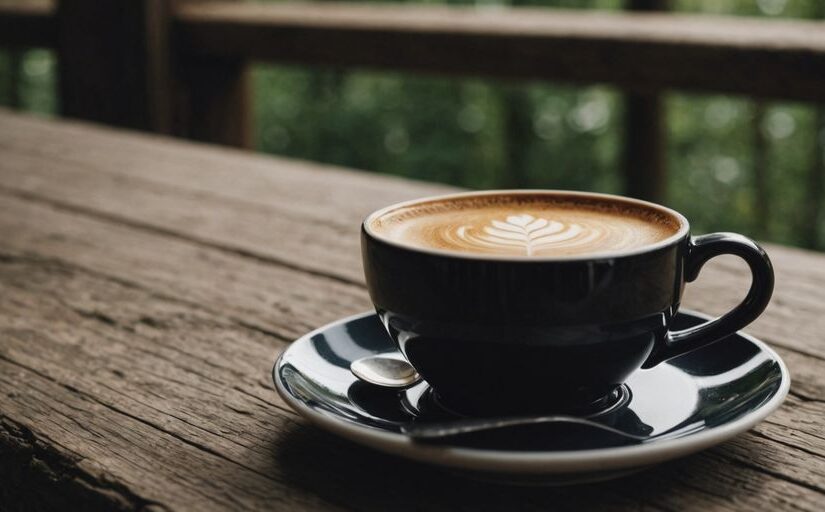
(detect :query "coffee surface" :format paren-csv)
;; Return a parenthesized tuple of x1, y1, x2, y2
(369, 194, 680, 257)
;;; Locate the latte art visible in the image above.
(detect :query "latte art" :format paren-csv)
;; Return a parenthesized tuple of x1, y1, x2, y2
(368, 193, 681, 257)
(451, 214, 595, 256)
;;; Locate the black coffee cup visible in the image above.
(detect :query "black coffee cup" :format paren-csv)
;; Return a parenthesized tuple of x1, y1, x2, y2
(361, 190, 774, 415)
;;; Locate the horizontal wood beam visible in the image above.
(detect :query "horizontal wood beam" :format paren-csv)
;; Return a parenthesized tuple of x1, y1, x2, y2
(3, 2, 825, 101)
(0, 0, 55, 48)
(174, 2, 825, 101)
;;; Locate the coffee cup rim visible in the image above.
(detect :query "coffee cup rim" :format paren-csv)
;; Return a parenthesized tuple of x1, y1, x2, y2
(362, 189, 690, 262)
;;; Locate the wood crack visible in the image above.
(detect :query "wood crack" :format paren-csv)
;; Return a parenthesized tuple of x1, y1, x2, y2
(0, 251, 292, 348)
(750, 430, 825, 462)
(232, 385, 298, 417)
(0, 416, 171, 512)
(0, 353, 286, 488)
(72, 308, 119, 327)
(234, 319, 294, 344)
(787, 388, 825, 404)
(672, 477, 739, 504)
(763, 342, 825, 364)
(0, 252, 223, 323)
(722, 452, 825, 497)
(95, 382, 255, 453)
(0, 139, 359, 235)
(0, 185, 364, 287)
(127, 345, 227, 388)
(765, 418, 825, 445)
(5, 247, 825, 380)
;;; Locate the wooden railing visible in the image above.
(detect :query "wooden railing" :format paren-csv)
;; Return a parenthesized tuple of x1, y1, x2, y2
(2, 0, 825, 204)
(0, 1, 53, 47)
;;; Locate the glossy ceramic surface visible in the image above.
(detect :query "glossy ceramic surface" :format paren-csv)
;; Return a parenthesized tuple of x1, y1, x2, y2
(361, 190, 774, 414)
(273, 310, 788, 484)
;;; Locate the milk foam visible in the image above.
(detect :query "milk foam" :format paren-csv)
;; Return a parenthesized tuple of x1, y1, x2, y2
(369, 195, 680, 257)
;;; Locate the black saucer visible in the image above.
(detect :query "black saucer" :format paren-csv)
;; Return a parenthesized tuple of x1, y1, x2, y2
(273, 310, 788, 484)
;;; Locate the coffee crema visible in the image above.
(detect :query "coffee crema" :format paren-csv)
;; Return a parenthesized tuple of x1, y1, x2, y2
(368, 194, 681, 257)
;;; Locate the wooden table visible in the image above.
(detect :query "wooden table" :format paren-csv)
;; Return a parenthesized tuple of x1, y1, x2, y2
(0, 110, 823, 511)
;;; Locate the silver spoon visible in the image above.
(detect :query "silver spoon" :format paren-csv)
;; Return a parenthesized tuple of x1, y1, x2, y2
(350, 355, 648, 443)
(400, 416, 649, 442)
(350, 354, 422, 388)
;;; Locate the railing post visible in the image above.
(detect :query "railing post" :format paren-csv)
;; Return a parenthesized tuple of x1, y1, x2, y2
(56, 0, 249, 148)
(622, 0, 668, 203)
(57, 0, 173, 133)
(6, 50, 23, 109)
(171, 0, 251, 148)
(171, 54, 251, 148)
(752, 102, 770, 237)
(800, 3, 825, 249)
(804, 107, 825, 248)
(500, 87, 532, 188)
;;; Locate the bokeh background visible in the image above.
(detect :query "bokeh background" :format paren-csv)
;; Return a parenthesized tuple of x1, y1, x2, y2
(2, 0, 823, 249)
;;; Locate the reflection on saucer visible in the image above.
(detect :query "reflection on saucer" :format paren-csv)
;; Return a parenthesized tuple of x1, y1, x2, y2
(274, 310, 789, 485)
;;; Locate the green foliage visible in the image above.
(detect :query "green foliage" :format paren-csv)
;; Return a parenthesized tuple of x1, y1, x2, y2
(0, 49, 57, 115)
(253, 0, 825, 248)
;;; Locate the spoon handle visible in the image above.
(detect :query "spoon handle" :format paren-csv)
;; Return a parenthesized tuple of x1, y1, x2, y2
(400, 415, 648, 442)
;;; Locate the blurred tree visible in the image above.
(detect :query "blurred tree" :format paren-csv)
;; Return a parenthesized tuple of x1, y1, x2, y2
(752, 101, 770, 237)
(622, 0, 668, 202)
(803, 0, 825, 247)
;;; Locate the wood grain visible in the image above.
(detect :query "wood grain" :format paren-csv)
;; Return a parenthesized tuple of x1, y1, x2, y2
(0, 112, 453, 284)
(0, 110, 824, 510)
(175, 2, 825, 101)
(1, 199, 824, 510)
(0, 112, 822, 357)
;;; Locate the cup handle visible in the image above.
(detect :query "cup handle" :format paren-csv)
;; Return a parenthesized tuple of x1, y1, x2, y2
(643, 233, 775, 368)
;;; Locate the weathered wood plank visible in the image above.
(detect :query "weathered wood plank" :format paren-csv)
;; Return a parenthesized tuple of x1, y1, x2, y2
(1, 185, 823, 403)
(0, 112, 453, 284)
(0, 0, 55, 48)
(1, 111, 824, 509)
(1, 111, 824, 359)
(1, 249, 824, 511)
(0, 257, 337, 511)
(0, 143, 821, 429)
(0, 193, 370, 340)
(175, 2, 825, 101)
(680, 250, 825, 361)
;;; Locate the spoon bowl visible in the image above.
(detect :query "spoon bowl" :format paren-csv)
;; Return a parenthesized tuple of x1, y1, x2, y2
(350, 355, 421, 389)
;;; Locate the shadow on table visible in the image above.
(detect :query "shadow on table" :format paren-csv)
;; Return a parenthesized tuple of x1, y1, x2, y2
(268, 421, 759, 510)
